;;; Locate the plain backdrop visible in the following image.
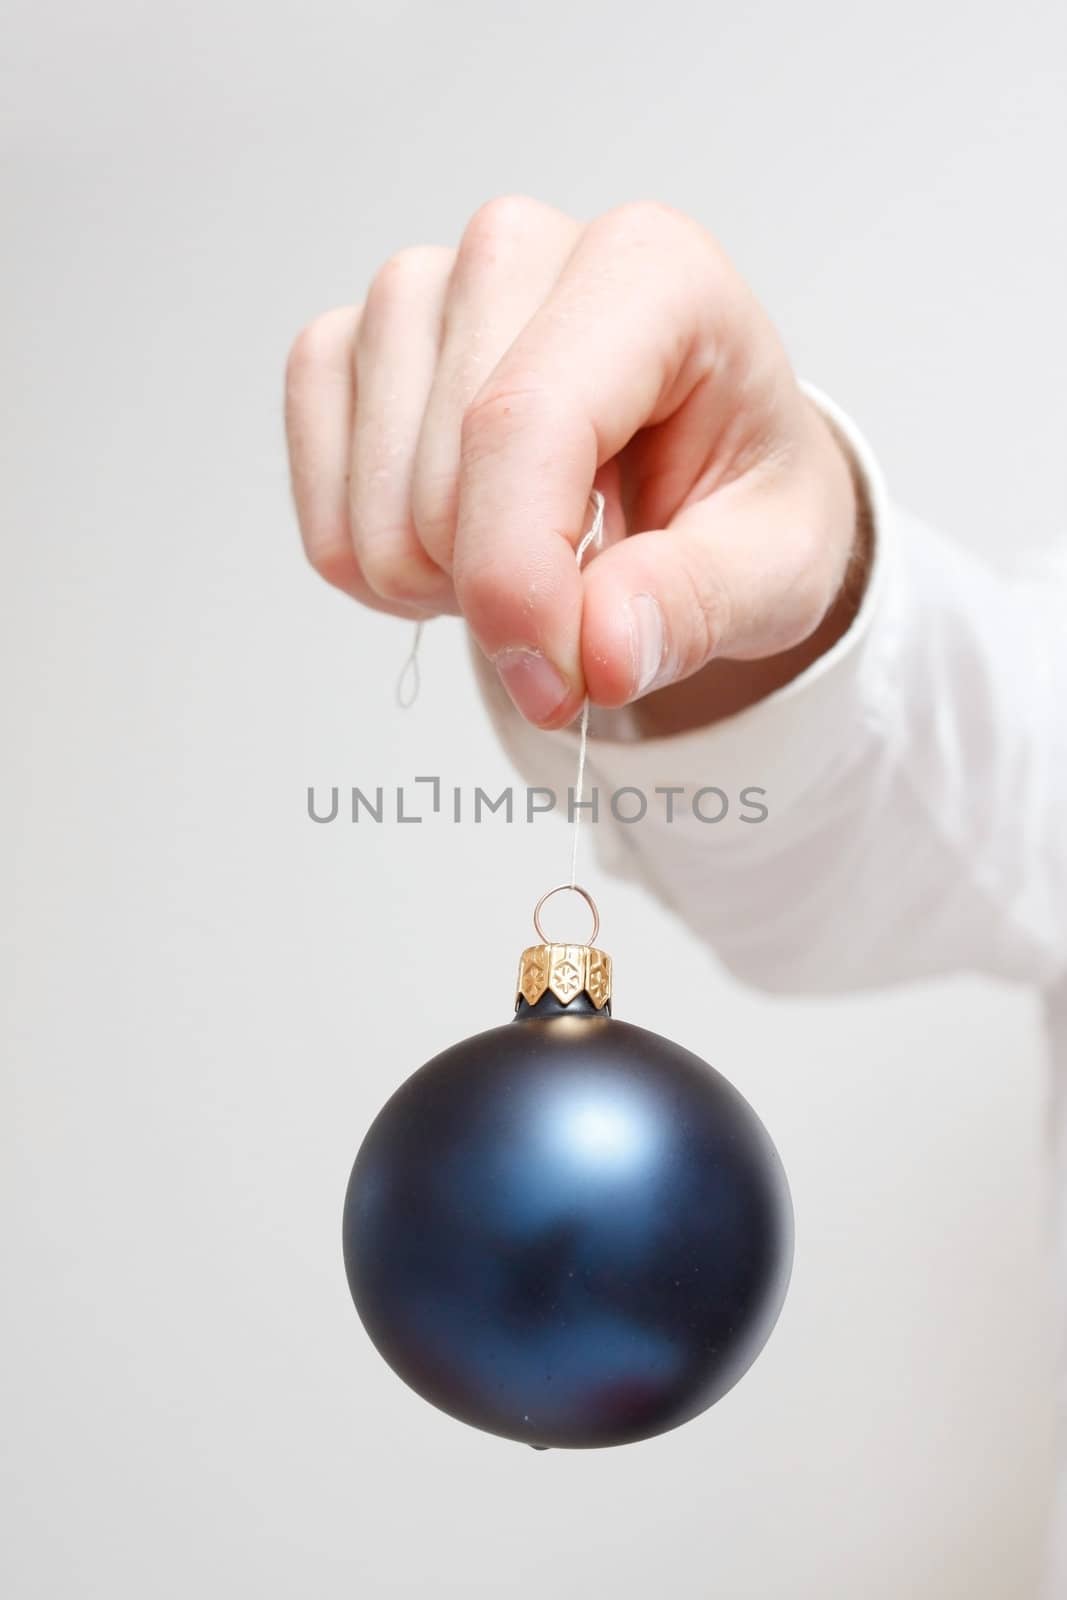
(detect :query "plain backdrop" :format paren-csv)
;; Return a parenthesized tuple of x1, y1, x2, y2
(3, 3, 1065, 1596)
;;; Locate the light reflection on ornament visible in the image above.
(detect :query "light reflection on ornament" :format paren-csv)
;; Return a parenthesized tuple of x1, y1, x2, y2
(545, 1085, 661, 1175)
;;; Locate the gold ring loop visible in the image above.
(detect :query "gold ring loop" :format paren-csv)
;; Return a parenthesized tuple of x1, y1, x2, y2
(532, 883, 600, 946)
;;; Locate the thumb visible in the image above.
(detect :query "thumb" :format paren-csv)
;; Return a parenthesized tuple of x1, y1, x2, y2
(579, 459, 855, 707)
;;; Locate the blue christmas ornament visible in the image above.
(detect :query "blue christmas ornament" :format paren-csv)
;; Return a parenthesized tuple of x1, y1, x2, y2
(343, 887, 793, 1449)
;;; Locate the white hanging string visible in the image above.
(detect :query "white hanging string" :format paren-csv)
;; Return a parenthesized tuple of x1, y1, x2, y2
(395, 619, 424, 709)
(394, 488, 605, 891)
(569, 490, 604, 889)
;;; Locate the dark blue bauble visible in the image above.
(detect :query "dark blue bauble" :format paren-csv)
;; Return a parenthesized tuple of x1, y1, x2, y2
(343, 992, 793, 1449)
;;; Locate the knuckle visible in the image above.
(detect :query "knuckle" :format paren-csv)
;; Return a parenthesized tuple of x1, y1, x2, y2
(285, 311, 342, 389)
(295, 500, 351, 584)
(459, 194, 543, 267)
(460, 385, 522, 459)
(364, 246, 451, 322)
(305, 534, 358, 594)
(357, 526, 444, 607)
(599, 198, 688, 241)
(593, 201, 720, 272)
(410, 474, 457, 568)
(677, 552, 732, 670)
(454, 556, 509, 628)
(364, 562, 431, 609)
(460, 382, 560, 464)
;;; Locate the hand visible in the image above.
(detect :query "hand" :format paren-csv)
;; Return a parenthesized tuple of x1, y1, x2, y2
(284, 197, 862, 731)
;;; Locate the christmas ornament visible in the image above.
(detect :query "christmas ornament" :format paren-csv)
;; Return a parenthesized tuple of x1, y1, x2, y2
(344, 494, 792, 1448)
(343, 884, 794, 1450)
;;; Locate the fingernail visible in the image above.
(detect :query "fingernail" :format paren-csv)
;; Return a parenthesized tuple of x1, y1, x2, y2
(629, 593, 666, 696)
(494, 648, 570, 724)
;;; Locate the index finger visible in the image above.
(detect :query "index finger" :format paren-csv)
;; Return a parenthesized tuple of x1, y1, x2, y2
(451, 203, 743, 728)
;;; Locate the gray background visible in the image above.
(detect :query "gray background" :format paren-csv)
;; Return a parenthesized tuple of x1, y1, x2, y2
(3, 2, 1065, 1595)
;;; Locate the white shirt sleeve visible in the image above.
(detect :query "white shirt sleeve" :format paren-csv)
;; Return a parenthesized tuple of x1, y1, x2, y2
(469, 392, 1067, 996)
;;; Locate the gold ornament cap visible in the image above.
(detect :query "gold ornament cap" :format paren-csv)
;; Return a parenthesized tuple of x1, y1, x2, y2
(515, 885, 612, 1012)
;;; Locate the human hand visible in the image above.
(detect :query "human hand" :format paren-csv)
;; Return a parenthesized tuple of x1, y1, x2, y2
(285, 197, 860, 730)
